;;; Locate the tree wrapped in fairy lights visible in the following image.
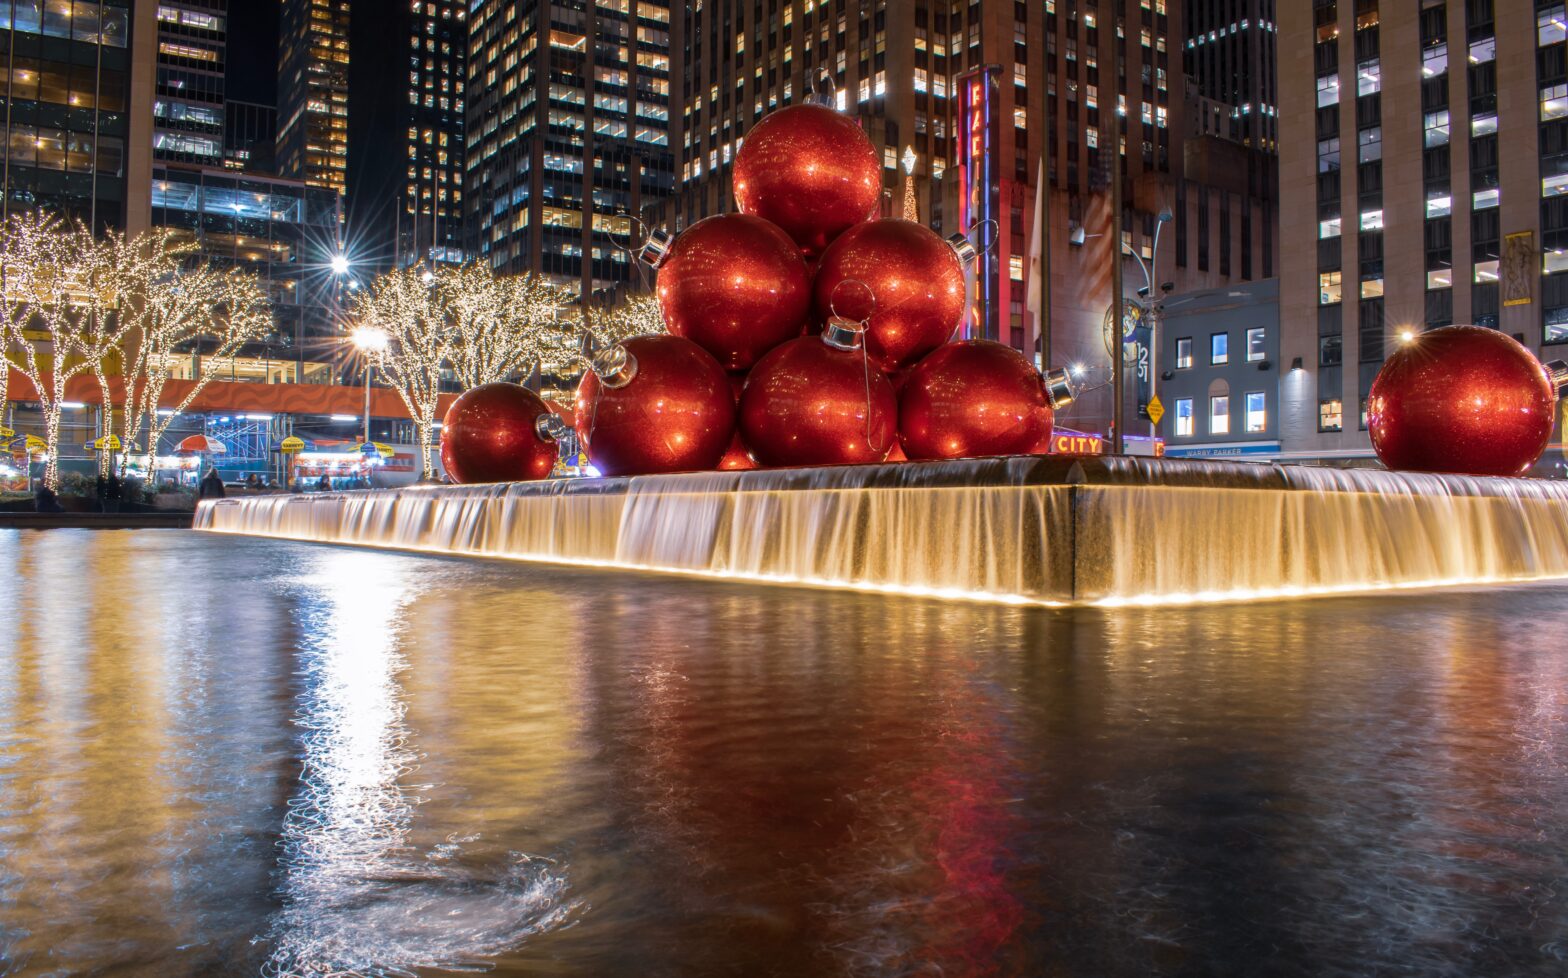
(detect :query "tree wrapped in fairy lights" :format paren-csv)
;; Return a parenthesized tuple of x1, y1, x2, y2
(439, 262, 576, 388)
(560, 290, 666, 373)
(349, 266, 453, 481)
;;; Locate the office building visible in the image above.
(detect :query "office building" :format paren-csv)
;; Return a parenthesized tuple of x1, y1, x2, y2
(1181, 0, 1278, 201)
(464, 0, 676, 295)
(277, 0, 350, 194)
(224, 100, 277, 174)
(1277, 0, 1568, 464)
(0, 0, 147, 233)
(347, 0, 468, 270)
(153, 1, 226, 166)
(664, 0, 1273, 435)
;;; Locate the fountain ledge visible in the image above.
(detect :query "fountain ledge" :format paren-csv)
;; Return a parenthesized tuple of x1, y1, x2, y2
(194, 456, 1568, 606)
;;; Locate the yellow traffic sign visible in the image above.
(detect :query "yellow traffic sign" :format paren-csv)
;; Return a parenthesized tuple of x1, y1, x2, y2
(1146, 395, 1165, 426)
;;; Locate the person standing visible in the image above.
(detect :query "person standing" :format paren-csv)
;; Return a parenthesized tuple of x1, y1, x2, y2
(105, 473, 123, 514)
(198, 468, 226, 500)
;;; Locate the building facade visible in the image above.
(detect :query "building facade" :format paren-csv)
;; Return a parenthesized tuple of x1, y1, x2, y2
(0, 0, 146, 233)
(661, 0, 1274, 436)
(347, 0, 468, 271)
(1156, 277, 1281, 458)
(223, 99, 276, 174)
(153, 0, 226, 167)
(277, 0, 349, 194)
(1278, 0, 1568, 463)
(464, 0, 676, 295)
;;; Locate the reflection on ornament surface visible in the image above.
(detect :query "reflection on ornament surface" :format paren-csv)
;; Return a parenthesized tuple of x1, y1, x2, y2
(732, 104, 881, 258)
(739, 336, 898, 467)
(899, 341, 1055, 460)
(654, 213, 811, 370)
(1368, 325, 1561, 477)
(813, 219, 968, 372)
(575, 335, 735, 476)
(440, 382, 560, 484)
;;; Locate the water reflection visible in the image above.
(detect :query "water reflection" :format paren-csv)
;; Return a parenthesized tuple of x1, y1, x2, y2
(2, 530, 1568, 977)
(260, 548, 576, 978)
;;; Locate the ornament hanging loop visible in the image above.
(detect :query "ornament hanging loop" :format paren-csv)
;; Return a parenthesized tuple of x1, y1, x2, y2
(824, 278, 875, 351)
(590, 343, 640, 388)
(811, 69, 837, 108)
(948, 219, 1001, 268)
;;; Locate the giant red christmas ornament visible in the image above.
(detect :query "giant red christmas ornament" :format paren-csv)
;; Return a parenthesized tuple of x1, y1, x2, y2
(717, 432, 757, 470)
(738, 319, 898, 467)
(1368, 324, 1568, 477)
(440, 382, 562, 484)
(812, 219, 975, 372)
(899, 341, 1078, 461)
(574, 335, 735, 476)
(732, 104, 881, 258)
(642, 214, 810, 369)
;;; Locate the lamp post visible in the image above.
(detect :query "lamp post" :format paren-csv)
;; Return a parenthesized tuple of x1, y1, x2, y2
(1123, 209, 1173, 438)
(350, 326, 389, 448)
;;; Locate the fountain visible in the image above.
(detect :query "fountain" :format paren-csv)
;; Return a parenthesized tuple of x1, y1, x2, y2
(193, 456, 1568, 606)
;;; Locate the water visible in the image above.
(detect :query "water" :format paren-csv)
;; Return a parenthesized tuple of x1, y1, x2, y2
(198, 457, 1568, 604)
(4, 529, 1568, 977)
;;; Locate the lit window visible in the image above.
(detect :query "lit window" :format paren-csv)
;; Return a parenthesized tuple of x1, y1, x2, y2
(1357, 127, 1381, 163)
(1174, 398, 1194, 436)
(1547, 306, 1568, 343)
(1319, 398, 1343, 432)
(1427, 268, 1453, 289)
(1473, 188, 1500, 209)
(1319, 216, 1342, 239)
(1470, 37, 1495, 64)
(1422, 42, 1447, 77)
(1540, 5, 1566, 45)
(1360, 209, 1384, 231)
(1424, 110, 1450, 147)
(1475, 260, 1500, 283)
(1210, 332, 1229, 365)
(1357, 58, 1380, 96)
(1245, 392, 1266, 433)
(1318, 137, 1340, 172)
(1426, 193, 1452, 218)
(1246, 327, 1266, 362)
(1210, 395, 1230, 435)
(1320, 271, 1343, 305)
(1543, 84, 1568, 121)
(1316, 73, 1340, 107)
(1361, 278, 1384, 299)
(1472, 113, 1498, 136)
(1545, 173, 1568, 197)
(1547, 250, 1568, 274)
(1175, 337, 1192, 369)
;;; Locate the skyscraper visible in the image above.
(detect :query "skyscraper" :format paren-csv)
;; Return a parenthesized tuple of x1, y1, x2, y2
(347, 0, 468, 270)
(1181, 0, 1278, 201)
(0, 0, 146, 233)
(464, 0, 676, 295)
(153, 1, 226, 167)
(1276, 0, 1566, 464)
(277, 0, 350, 194)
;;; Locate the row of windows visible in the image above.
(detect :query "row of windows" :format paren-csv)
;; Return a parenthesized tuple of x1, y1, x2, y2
(1172, 328, 1266, 368)
(1170, 393, 1267, 438)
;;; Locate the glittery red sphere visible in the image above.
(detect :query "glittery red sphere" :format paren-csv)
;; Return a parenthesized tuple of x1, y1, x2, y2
(812, 219, 967, 372)
(1368, 325, 1558, 477)
(732, 104, 881, 259)
(899, 341, 1055, 461)
(574, 335, 736, 477)
(656, 214, 811, 370)
(738, 336, 898, 467)
(440, 382, 559, 484)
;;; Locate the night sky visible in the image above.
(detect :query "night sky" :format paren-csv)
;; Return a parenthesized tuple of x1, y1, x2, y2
(226, 0, 280, 105)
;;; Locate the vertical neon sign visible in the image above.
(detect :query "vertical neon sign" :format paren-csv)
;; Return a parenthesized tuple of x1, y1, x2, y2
(956, 65, 1000, 340)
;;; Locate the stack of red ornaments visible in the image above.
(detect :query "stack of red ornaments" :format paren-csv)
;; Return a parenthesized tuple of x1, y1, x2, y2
(567, 102, 1078, 478)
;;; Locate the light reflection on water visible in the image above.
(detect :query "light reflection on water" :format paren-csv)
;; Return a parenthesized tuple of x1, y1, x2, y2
(1, 529, 1568, 977)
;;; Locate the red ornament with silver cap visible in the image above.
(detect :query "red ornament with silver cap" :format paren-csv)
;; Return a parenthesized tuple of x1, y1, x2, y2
(732, 103, 882, 258)
(574, 334, 736, 477)
(898, 340, 1079, 461)
(440, 382, 563, 484)
(641, 213, 811, 370)
(1367, 324, 1568, 477)
(738, 309, 898, 468)
(810, 218, 978, 373)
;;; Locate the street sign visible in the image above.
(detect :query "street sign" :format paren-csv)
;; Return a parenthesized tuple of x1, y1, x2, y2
(1146, 395, 1165, 426)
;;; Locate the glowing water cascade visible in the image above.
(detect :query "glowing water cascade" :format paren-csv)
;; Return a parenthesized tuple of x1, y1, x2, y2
(196, 457, 1568, 606)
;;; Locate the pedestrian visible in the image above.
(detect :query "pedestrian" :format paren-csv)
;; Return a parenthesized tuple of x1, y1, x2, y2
(245, 473, 260, 490)
(105, 472, 123, 514)
(198, 468, 226, 500)
(34, 485, 63, 513)
(317, 474, 332, 492)
(95, 473, 108, 513)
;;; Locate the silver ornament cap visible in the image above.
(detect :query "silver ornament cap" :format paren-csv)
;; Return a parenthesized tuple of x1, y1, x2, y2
(590, 344, 639, 388)
(822, 315, 866, 351)
(1044, 367, 1078, 409)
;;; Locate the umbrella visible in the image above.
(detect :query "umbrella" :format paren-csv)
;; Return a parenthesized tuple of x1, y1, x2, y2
(277, 435, 309, 454)
(176, 434, 226, 455)
(90, 434, 122, 451)
(8, 435, 47, 457)
(0, 425, 14, 439)
(355, 441, 395, 459)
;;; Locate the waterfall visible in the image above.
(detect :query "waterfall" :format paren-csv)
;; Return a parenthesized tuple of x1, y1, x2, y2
(196, 457, 1568, 606)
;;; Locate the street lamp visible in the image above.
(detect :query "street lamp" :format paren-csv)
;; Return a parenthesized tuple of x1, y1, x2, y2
(1123, 209, 1174, 437)
(351, 327, 389, 447)
(330, 253, 351, 277)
